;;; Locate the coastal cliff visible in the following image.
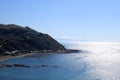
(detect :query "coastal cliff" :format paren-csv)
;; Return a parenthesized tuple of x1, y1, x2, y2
(0, 24, 66, 55)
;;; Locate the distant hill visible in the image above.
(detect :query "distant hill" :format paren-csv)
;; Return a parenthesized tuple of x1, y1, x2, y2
(0, 24, 66, 55)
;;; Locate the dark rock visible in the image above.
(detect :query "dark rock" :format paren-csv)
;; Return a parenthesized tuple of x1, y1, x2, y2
(13, 64, 31, 68)
(52, 65, 59, 68)
(6, 64, 12, 67)
(64, 49, 80, 53)
(0, 64, 12, 68)
(41, 65, 48, 68)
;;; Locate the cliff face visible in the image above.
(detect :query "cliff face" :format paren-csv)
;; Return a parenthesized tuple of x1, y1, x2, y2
(0, 24, 66, 54)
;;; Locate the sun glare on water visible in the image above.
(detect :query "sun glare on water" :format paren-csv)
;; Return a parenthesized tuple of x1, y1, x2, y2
(66, 41, 120, 80)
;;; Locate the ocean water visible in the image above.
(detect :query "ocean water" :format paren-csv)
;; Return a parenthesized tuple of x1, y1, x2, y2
(1, 42, 120, 80)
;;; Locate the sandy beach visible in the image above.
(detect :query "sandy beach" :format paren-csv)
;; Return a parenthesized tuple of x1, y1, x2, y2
(0, 53, 35, 62)
(0, 49, 80, 62)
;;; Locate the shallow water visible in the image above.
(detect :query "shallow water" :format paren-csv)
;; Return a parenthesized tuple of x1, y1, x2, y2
(1, 42, 120, 80)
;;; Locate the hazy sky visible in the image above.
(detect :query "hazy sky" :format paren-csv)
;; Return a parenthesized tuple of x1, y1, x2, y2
(0, 0, 120, 42)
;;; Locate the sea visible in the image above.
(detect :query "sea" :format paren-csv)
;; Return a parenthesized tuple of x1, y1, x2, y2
(1, 42, 120, 80)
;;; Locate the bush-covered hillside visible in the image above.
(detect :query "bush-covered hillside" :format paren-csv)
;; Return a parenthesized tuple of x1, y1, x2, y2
(0, 24, 66, 54)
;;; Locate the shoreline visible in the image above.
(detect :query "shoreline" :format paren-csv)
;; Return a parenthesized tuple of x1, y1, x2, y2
(0, 53, 35, 62)
(0, 49, 80, 62)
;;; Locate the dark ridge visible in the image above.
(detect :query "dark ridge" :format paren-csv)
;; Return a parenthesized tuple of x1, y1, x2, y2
(0, 24, 66, 55)
(0, 24, 23, 29)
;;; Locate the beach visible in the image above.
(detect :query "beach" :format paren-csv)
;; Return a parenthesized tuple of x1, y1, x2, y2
(0, 53, 35, 62)
(0, 49, 80, 62)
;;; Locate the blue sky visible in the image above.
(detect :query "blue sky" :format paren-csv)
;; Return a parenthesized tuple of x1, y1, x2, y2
(0, 0, 120, 42)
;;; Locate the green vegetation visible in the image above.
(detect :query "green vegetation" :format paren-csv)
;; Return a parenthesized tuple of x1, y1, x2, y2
(0, 24, 66, 55)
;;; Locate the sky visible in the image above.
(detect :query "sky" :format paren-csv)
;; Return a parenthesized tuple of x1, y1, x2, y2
(0, 0, 120, 42)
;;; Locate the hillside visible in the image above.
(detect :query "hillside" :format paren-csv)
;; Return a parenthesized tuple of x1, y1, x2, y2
(0, 24, 66, 55)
